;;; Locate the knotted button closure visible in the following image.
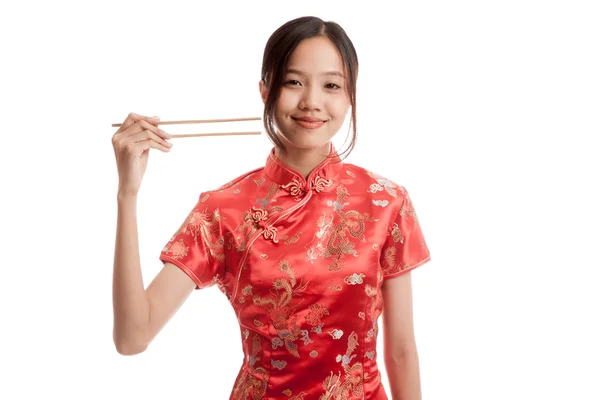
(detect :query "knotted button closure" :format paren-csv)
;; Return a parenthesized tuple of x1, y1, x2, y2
(281, 174, 333, 201)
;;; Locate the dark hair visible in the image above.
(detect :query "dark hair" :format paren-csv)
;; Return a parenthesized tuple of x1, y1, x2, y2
(260, 16, 359, 160)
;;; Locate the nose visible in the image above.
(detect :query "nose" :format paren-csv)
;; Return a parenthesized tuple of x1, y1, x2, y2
(299, 85, 322, 111)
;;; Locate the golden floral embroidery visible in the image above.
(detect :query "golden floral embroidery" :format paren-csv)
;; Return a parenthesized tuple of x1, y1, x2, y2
(229, 211, 259, 252)
(358, 312, 366, 320)
(372, 199, 389, 207)
(226, 235, 236, 251)
(300, 329, 314, 345)
(364, 284, 381, 343)
(306, 185, 376, 271)
(231, 333, 269, 400)
(256, 182, 283, 209)
(283, 388, 310, 399)
(254, 319, 264, 328)
(400, 190, 420, 222)
(287, 391, 308, 400)
(364, 284, 377, 297)
(391, 222, 404, 243)
(300, 329, 312, 344)
(279, 232, 301, 245)
(242, 285, 253, 296)
(304, 304, 330, 334)
(163, 239, 188, 260)
(328, 329, 344, 339)
(272, 359, 287, 370)
(366, 170, 400, 198)
(382, 246, 397, 269)
(327, 284, 342, 291)
(368, 183, 384, 193)
(321, 331, 364, 399)
(345, 170, 356, 178)
(317, 214, 335, 238)
(215, 278, 229, 296)
(163, 205, 225, 263)
(381, 241, 415, 276)
(343, 273, 365, 285)
(253, 260, 309, 358)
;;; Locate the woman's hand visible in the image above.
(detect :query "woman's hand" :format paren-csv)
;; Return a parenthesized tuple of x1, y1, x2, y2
(112, 112, 173, 197)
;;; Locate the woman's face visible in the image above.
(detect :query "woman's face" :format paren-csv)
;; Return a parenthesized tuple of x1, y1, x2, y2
(260, 36, 350, 152)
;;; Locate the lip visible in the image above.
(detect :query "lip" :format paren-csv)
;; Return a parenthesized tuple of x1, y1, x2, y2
(293, 116, 325, 122)
(292, 117, 326, 130)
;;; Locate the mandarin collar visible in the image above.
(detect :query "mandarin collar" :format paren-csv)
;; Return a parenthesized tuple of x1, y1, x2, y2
(264, 143, 343, 196)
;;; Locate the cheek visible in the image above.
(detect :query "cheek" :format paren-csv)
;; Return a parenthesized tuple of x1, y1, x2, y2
(328, 97, 350, 118)
(275, 90, 297, 113)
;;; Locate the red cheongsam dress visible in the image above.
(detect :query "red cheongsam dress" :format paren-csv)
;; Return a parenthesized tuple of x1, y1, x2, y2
(159, 143, 431, 400)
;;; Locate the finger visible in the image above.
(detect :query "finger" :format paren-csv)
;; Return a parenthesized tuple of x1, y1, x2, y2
(124, 139, 170, 159)
(139, 119, 172, 140)
(116, 112, 160, 134)
(131, 129, 173, 149)
(136, 138, 172, 154)
(121, 119, 172, 141)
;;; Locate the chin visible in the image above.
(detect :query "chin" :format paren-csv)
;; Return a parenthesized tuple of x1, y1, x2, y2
(280, 131, 333, 151)
(276, 121, 335, 150)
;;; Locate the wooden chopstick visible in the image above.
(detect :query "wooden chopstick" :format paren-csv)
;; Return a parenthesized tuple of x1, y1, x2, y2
(171, 131, 261, 138)
(111, 116, 261, 128)
(111, 116, 262, 138)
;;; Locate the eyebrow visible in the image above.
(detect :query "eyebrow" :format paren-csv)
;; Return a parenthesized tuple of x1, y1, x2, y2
(285, 68, 344, 78)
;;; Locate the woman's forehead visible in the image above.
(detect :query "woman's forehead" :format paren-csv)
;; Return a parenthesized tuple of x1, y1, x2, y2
(286, 37, 345, 76)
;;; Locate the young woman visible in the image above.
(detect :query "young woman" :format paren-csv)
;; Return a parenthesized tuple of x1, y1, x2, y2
(112, 16, 431, 400)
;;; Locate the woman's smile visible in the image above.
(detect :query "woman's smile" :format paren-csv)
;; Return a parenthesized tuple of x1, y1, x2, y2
(292, 116, 326, 130)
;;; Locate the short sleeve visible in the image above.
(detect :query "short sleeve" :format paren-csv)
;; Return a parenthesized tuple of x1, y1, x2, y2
(159, 192, 226, 290)
(380, 186, 431, 279)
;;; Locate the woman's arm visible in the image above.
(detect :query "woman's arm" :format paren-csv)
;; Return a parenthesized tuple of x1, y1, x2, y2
(381, 271, 422, 400)
(113, 194, 196, 355)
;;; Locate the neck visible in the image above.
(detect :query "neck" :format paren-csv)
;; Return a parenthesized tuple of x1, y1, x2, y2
(275, 143, 332, 180)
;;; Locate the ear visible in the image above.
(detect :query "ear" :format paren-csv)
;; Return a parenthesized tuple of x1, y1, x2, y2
(259, 79, 268, 104)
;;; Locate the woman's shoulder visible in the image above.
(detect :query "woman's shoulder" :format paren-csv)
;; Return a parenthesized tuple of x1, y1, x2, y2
(342, 162, 409, 201)
(199, 165, 266, 203)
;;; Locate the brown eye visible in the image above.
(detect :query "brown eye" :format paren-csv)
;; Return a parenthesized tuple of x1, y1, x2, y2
(325, 83, 341, 90)
(286, 80, 301, 86)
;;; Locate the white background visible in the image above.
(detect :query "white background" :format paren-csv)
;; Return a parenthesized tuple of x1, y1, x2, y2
(1, 0, 598, 399)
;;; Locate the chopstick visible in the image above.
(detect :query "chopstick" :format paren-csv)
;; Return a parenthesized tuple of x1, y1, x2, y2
(170, 131, 261, 138)
(111, 116, 262, 138)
